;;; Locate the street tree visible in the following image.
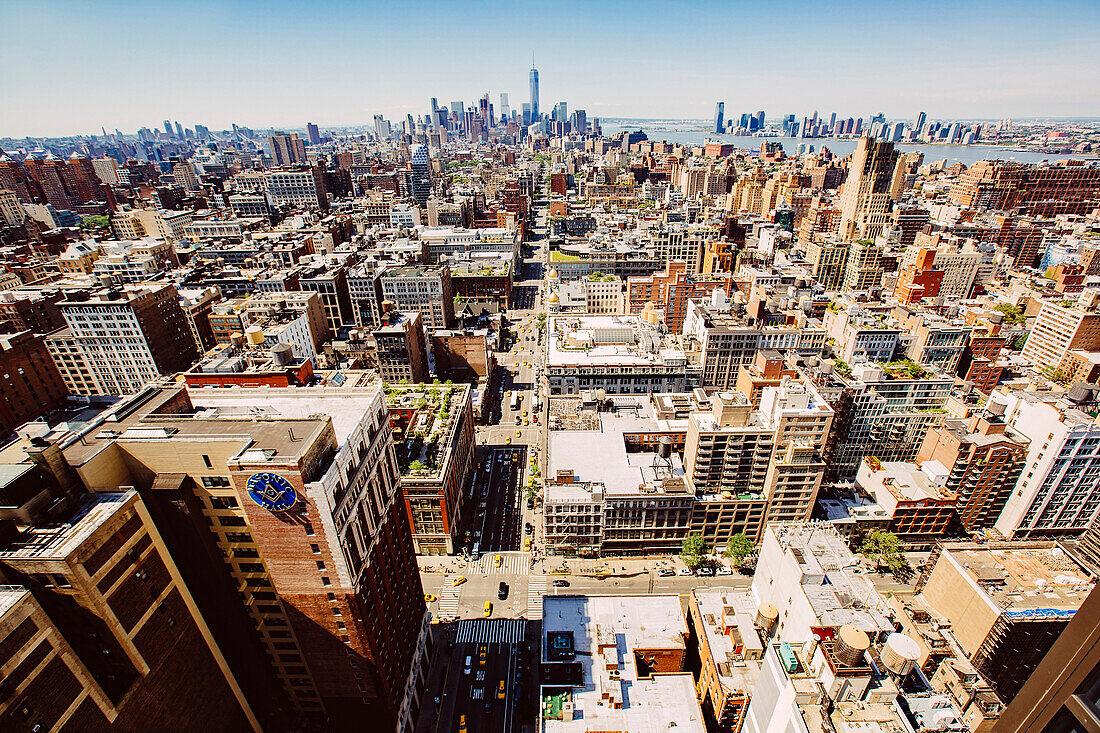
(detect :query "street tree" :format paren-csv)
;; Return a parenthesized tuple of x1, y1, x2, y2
(680, 533, 709, 570)
(723, 533, 755, 567)
(859, 530, 908, 575)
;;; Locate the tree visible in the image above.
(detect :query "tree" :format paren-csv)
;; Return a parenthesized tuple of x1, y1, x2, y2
(408, 460, 425, 473)
(536, 313, 547, 332)
(723, 533, 755, 566)
(859, 530, 908, 575)
(993, 302, 1026, 325)
(680, 533, 710, 570)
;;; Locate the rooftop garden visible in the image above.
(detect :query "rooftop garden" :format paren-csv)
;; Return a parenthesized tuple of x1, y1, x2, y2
(881, 359, 930, 380)
(550, 251, 582, 262)
(993, 303, 1026, 325)
(381, 383, 459, 475)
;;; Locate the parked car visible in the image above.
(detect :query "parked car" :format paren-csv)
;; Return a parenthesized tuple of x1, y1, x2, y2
(498, 582, 509, 600)
(677, 567, 693, 575)
(696, 567, 715, 577)
(552, 579, 570, 587)
(715, 566, 733, 575)
(658, 568, 675, 577)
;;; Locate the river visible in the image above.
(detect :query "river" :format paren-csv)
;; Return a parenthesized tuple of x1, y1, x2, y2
(599, 123, 1093, 165)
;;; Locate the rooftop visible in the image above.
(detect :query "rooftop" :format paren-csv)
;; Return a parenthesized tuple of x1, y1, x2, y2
(541, 594, 703, 733)
(0, 491, 133, 561)
(691, 588, 763, 695)
(943, 543, 1094, 614)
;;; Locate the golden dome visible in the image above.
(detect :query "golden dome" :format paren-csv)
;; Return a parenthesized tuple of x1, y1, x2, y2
(548, 268, 559, 279)
(548, 291, 559, 304)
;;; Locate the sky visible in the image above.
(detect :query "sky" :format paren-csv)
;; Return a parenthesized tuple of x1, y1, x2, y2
(2, 0, 1099, 138)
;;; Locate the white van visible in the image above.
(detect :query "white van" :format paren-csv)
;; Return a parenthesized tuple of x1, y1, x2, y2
(464, 656, 472, 674)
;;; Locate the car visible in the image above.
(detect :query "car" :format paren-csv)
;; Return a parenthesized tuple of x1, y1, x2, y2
(497, 680, 506, 699)
(716, 566, 733, 575)
(483, 601, 492, 617)
(463, 656, 472, 674)
(516, 430, 522, 438)
(483, 700, 491, 716)
(552, 579, 570, 587)
(458, 715, 467, 733)
(494, 554, 503, 568)
(524, 538, 532, 551)
(424, 593, 437, 603)
(525, 523, 534, 534)
(658, 568, 675, 577)
(678, 567, 693, 575)
(515, 416, 521, 425)
(498, 581, 509, 600)
(478, 644, 488, 665)
(527, 498, 534, 509)
(452, 576, 467, 586)
(512, 453, 519, 462)
(696, 567, 715, 577)
(505, 437, 511, 444)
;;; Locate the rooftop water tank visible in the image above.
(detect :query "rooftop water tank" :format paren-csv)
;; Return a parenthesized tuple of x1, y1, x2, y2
(880, 633, 921, 676)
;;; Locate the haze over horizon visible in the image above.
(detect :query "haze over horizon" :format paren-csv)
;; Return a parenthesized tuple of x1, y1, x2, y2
(2, 0, 1099, 138)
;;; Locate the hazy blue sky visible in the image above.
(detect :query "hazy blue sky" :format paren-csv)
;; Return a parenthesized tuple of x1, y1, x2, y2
(2, 0, 1098, 137)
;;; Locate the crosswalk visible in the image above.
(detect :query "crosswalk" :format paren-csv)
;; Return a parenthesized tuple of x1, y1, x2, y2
(436, 575, 461, 620)
(454, 618, 526, 644)
(525, 575, 546, 619)
(469, 552, 529, 575)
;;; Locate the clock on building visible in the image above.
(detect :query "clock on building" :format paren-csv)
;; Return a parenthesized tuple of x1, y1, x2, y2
(246, 472, 298, 512)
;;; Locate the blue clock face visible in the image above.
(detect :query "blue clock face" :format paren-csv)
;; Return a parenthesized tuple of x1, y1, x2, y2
(246, 472, 298, 512)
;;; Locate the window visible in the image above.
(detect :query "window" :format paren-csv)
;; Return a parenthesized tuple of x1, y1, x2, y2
(316, 561, 326, 570)
(202, 454, 213, 469)
(321, 576, 331, 586)
(304, 523, 315, 536)
(210, 495, 238, 508)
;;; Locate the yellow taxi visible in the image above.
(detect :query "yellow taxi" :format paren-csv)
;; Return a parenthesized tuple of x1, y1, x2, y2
(494, 554, 503, 568)
(424, 593, 437, 603)
(451, 576, 467, 587)
(458, 715, 467, 733)
(516, 430, 522, 438)
(505, 436, 512, 444)
(478, 644, 488, 665)
(524, 537, 532, 551)
(497, 680, 506, 699)
(483, 601, 492, 617)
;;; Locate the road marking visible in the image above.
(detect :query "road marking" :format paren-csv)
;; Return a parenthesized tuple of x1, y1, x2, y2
(437, 575, 461, 620)
(454, 618, 525, 644)
(525, 575, 546, 619)
(470, 553, 529, 575)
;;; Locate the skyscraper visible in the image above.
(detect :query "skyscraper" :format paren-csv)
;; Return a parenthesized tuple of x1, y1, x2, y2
(306, 122, 320, 145)
(409, 144, 432, 206)
(269, 133, 306, 166)
(499, 93, 509, 121)
(837, 136, 902, 240)
(913, 110, 926, 132)
(529, 62, 540, 121)
(713, 102, 724, 134)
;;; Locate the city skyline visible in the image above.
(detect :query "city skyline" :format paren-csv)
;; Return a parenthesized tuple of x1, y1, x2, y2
(3, 0, 1100, 137)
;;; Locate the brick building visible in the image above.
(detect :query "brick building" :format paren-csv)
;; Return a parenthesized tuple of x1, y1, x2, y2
(627, 261, 735, 334)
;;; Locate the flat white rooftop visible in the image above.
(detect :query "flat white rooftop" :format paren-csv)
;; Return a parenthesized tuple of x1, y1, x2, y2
(542, 595, 704, 733)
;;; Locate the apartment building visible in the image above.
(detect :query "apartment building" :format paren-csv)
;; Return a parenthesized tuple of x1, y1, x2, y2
(379, 265, 455, 331)
(373, 309, 429, 384)
(55, 284, 199, 395)
(626, 261, 734, 334)
(995, 391, 1100, 539)
(807, 360, 953, 478)
(918, 408, 1029, 532)
(386, 384, 474, 555)
(266, 166, 328, 210)
(804, 237, 849, 291)
(1020, 295, 1100, 375)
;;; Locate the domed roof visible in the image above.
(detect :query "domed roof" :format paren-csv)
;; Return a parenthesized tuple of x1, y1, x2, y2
(42, 152, 61, 162)
(548, 291, 559, 304)
(69, 151, 87, 160)
(548, 267, 559, 279)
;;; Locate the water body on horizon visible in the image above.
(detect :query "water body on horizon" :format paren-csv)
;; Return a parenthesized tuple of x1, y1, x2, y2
(600, 124, 1093, 166)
